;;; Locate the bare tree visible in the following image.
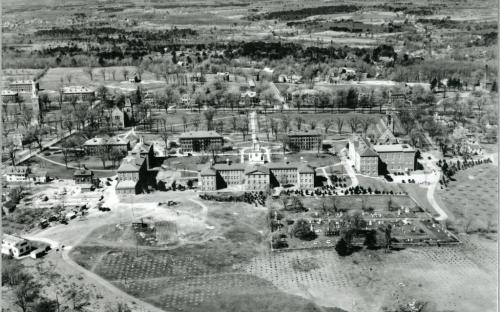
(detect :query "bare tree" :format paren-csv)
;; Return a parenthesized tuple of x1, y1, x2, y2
(295, 116, 305, 130)
(308, 119, 317, 130)
(280, 115, 290, 133)
(99, 68, 106, 81)
(359, 115, 377, 134)
(332, 115, 345, 134)
(83, 67, 93, 81)
(203, 108, 216, 130)
(110, 68, 116, 80)
(97, 145, 110, 169)
(347, 114, 361, 133)
(182, 115, 189, 132)
(65, 73, 73, 84)
(192, 115, 201, 130)
(5, 137, 17, 166)
(161, 131, 169, 156)
(121, 68, 129, 81)
(323, 119, 333, 133)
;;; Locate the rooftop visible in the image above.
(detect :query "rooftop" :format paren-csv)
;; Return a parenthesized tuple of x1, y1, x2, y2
(4, 166, 29, 175)
(74, 169, 93, 176)
(245, 165, 270, 175)
(200, 167, 217, 176)
(116, 180, 137, 189)
(83, 136, 128, 146)
(287, 130, 321, 137)
(117, 155, 145, 172)
(2, 234, 27, 244)
(61, 86, 94, 94)
(373, 144, 415, 153)
(179, 131, 222, 139)
(10, 80, 34, 85)
(2, 90, 18, 96)
(213, 163, 246, 171)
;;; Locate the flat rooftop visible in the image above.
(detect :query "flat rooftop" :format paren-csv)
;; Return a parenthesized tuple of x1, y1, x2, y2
(373, 144, 415, 153)
(179, 131, 222, 139)
(62, 86, 94, 93)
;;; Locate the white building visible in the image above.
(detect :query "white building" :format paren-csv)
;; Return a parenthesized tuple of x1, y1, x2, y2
(2, 234, 31, 258)
(3, 166, 29, 182)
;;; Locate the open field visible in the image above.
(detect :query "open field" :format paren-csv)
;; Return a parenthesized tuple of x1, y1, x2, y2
(69, 199, 349, 312)
(435, 164, 499, 236)
(21, 155, 116, 179)
(38, 66, 161, 92)
(66, 193, 496, 312)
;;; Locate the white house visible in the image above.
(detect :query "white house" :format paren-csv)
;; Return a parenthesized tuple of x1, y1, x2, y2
(2, 234, 31, 258)
(3, 166, 29, 182)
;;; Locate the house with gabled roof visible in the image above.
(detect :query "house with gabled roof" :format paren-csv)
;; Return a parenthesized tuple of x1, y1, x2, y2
(116, 142, 157, 195)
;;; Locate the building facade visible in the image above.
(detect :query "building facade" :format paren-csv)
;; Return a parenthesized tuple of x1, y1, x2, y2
(2, 234, 31, 258)
(287, 131, 322, 151)
(349, 135, 416, 176)
(1, 90, 18, 102)
(9, 80, 37, 95)
(116, 143, 156, 195)
(110, 106, 125, 128)
(199, 161, 316, 191)
(3, 166, 30, 182)
(373, 144, 416, 173)
(82, 136, 130, 155)
(179, 131, 224, 153)
(61, 86, 95, 101)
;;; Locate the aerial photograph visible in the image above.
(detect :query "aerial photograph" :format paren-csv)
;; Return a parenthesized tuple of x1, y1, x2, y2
(0, 0, 498, 311)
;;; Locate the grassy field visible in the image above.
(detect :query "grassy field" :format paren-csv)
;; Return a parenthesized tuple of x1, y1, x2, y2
(357, 175, 406, 193)
(38, 66, 160, 91)
(435, 164, 498, 236)
(21, 155, 116, 179)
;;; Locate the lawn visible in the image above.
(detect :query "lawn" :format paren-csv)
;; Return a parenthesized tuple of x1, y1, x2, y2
(435, 164, 498, 235)
(38, 66, 160, 91)
(357, 175, 405, 194)
(21, 155, 116, 179)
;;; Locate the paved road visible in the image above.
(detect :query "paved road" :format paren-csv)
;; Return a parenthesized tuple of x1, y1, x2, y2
(421, 152, 448, 221)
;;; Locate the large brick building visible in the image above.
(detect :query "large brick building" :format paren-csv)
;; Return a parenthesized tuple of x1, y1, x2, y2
(373, 144, 416, 173)
(349, 135, 416, 176)
(82, 136, 130, 155)
(9, 80, 38, 95)
(286, 131, 322, 151)
(179, 131, 224, 153)
(61, 86, 95, 101)
(349, 137, 379, 176)
(199, 161, 315, 191)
